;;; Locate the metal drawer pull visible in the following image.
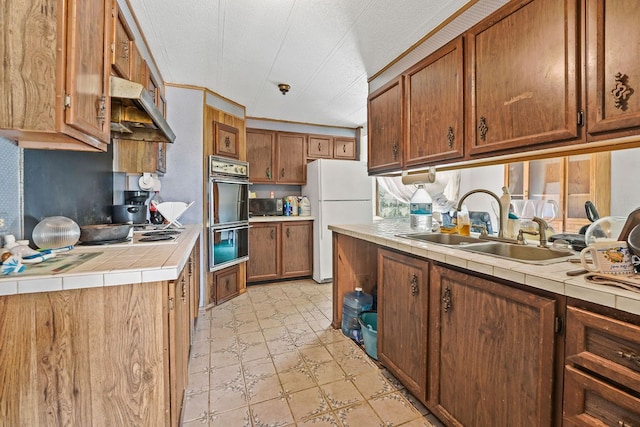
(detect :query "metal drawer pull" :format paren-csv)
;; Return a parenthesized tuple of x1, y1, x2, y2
(616, 350, 640, 366)
(442, 287, 452, 312)
(392, 142, 398, 160)
(410, 273, 418, 296)
(612, 72, 633, 110)
(447, 126, 454, 149)
(479, 116, 488, 141)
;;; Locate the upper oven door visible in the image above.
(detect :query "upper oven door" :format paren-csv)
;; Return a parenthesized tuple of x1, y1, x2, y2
(208, 179, 249, 227)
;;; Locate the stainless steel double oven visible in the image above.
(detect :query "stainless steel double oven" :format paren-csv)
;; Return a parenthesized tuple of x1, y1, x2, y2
(207, 156, 249, 271)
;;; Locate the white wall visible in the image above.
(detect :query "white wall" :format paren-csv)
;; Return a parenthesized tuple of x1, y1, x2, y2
(611, 147, 640, 217)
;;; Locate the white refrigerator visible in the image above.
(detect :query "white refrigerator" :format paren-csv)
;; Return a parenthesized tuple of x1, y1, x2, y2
(302, 159, 373, 283)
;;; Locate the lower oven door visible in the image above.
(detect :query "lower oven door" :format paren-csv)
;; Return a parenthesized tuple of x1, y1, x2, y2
(209, 224, 249, 272)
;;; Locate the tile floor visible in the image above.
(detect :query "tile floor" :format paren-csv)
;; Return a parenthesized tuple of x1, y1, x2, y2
(181, 279, 445, 427)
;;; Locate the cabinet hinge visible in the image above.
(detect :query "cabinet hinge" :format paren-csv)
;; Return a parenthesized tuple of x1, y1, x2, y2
(169, 296, 174, 310)
(554, 316, 563, 334)
(64, 94, 71, 109)
(577, 110, 584, 127)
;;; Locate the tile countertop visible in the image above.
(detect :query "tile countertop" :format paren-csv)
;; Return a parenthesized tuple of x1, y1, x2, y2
(328, 218, 640, 316)
(0, 224, 201, 296)
(250, 216, 314, 222)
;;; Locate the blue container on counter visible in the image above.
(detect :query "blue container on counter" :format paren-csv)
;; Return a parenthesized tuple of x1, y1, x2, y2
(341, 287, 373, 343)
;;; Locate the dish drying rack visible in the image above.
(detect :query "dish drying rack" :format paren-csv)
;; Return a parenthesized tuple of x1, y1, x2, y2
(152, 201, 195, 228)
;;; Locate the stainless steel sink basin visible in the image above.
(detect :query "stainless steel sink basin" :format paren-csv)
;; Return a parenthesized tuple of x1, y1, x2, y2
(460, 242, 577, 265)
(396, 232, 481, 245)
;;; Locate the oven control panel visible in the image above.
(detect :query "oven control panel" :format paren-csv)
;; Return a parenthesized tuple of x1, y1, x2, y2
(209, 156, 248, 178)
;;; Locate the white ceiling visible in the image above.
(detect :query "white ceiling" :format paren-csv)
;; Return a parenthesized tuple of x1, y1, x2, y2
(127, 0, 506, 129)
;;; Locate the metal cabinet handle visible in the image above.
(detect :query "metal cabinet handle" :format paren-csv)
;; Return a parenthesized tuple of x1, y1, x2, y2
(616, 350, 640, 366)
(447, 126, 455, 149)
(410, 273, 418, 296)
(479, 116, 488, 141)
(224, 136, 231, 148)
(181, 277, 186, 299)
(121, 41, 129, 59)
(286, 228, 290, 238)
(612, 72, 633, 110)
(392, 142, 398, 160)
(225, 279, 230, 291)
(318, 142, 322, 151)
(281, 168, 285, 178)
(270, 229, 275, 239)
(442, 287, 452, 312)
(342, 144, 346, 153)
(266, 167, 271, 179)
(96, 95, 107, 128)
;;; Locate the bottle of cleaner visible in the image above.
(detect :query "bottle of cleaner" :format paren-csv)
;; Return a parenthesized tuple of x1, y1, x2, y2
(500, 186, 511, 236)
(410, 184, 433, 231)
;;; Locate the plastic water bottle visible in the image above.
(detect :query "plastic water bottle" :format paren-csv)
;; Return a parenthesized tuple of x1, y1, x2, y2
(341, 287, 373, 343)
(410, 184, 433, 231)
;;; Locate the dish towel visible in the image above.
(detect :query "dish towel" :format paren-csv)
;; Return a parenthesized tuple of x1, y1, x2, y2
(584, 273, 640, 293)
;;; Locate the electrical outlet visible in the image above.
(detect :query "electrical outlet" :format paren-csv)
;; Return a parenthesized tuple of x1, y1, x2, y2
(0, 217, 5, 229)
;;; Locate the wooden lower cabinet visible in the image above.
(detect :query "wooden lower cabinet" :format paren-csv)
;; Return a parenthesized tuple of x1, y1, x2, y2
(213, 264, 240, 305)
(563, 305, 640, 426)
(429, 265, 558, 427)
(0, 245, 200, 426)
(378, 249, 429, 403)
(247, 220, 312, 283)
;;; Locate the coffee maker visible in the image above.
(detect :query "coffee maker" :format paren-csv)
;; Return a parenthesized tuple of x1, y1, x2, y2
(111, 191, 149, 224)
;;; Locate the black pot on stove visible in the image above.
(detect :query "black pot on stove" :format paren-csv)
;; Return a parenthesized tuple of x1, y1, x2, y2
(112, 205, 147, 224)
(124, 191, 149, 205)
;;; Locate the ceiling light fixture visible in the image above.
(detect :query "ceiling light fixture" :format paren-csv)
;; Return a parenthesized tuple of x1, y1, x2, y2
(278, 83, 290, 95)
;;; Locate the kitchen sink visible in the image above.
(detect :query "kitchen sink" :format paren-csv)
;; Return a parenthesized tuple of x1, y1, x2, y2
(396, 232, 481, 245)
(459, 242, 577, 265)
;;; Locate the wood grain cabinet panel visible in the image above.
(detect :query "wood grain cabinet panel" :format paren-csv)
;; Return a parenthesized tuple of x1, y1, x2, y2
(333, 137, 356, 160)
(247, 129, 277, 183)
(213, 121, 240, 159)
(213, 264, 240, 305)
(428, 264, 557, 427)
(563, 306, 640, 425)
(112, 5, 132, 79)
(368, 77, 404, 173)
(276, 132, 306, 184)
(248, 221, 312, 283)
(308, 135, 333, 159)
(0, 0, 112, 151)
(404, 36, 464, 167)
(378, 249, 429, 404)
(281, 221, 312, 278)
(466, 0, 582, 156)
(586, 0, 640, 140)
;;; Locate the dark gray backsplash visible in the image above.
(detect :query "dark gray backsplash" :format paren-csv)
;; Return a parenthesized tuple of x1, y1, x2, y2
(23, 144, 114, 241)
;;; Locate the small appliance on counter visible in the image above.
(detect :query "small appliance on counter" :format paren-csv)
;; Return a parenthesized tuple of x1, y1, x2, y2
(249, 198, 283, 216)
(112, 191, 149, 224)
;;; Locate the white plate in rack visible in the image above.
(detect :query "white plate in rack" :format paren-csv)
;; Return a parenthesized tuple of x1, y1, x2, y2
(154, 201, 195, 228)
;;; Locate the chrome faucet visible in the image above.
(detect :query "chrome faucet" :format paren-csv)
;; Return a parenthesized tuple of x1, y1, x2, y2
(517, 216, 550, 248)
(456, 189, 507, 239)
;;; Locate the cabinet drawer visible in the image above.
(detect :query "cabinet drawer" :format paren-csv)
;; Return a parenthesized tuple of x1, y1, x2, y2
(563, 365, 640, 426)
(566, 306, 640, 392)
(214, 265, 239, 305)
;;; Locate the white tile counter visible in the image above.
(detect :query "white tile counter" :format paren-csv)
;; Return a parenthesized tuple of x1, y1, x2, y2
(0, 224, 201, 296)
(329, 218, 640, 316)
(250, 216, 314, 222)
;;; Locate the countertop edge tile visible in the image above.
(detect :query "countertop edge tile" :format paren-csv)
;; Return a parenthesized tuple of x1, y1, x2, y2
(18, 278, 63, 294)
(63, 274, 104, 290)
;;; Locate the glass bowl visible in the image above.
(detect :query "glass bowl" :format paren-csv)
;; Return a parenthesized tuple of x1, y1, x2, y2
(32, 216, 81, 249)
(584, 216, 627, 245)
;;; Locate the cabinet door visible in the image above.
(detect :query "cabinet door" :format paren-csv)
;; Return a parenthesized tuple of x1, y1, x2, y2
(405, 37, 464, 167)
(378, 249, 429, 404)
(247, 129, 276, 183)
(368, 77, 403, 174)
(276, 133, 306, 184)
(466, 0, 581, 156)
(333, 137, 356, 160)
(129, 42, 149, 86)
(112, 6, 132, 79)
(213, 122, 239, 159)
(65, 0, 111, 144)
(214, 264, 239, 305)
(308, 135, 333, 159)
(281, 221, 312, 278)
(586, 0, 640, 140)
(168, 272, 190, 426)
(429, 265, 557, 427)
(247, 223, 280, 282)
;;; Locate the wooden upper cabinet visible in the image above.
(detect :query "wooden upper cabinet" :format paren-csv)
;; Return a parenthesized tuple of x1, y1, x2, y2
(308, 135, 333, 159)
(0, 0, 112, 151)
(586, 0, 640, 140)
(404, 37, 464, 167)
(112, 5, 132, 79)
(213, 122, 240, 159)
(466, 0, 582, 156)
(333, 137, 356, 160)
(129, 42, 149, 86)
(247, 129, 276, 183)
(368, 76, 404, 174)
(276, 132, 306, 184)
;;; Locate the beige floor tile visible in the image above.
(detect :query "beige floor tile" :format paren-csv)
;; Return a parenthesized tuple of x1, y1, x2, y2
(186, 369, 210, 396)
(324, 339, 363, 360)
(278, 366, 316, 393)
(181, 390, 209, 423)
(320, 379, 364, 410)
(287, 386, 331, 421)
(310, 360, 347, 385)
(235, 319, 261, 335)
(250, 396, 295, 426)
(297, 411, 341, 426)
(243, 356, 277, 378)
(334, 401, 383, 427)
(368, 392, 422, 426)
(210, 380, 248, 414)
(209, 406, 252, 427)
(188, 353, 210, 375)
(300, 345, 334, 365)
(189, 339, 211, 359)
(403, 417, 438, 427)
(262, 325, 289, 341)
(351, 371, 397, 400)
(335, 353, 376, 377)
(272, 350, 305, 373)
(246, 372, 284, 404)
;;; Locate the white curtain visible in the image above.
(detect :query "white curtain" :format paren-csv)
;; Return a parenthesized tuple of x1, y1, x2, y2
(377, 170, 461, 212)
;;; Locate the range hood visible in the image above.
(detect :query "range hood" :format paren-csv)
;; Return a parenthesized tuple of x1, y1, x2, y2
(110, 76, 176, 143)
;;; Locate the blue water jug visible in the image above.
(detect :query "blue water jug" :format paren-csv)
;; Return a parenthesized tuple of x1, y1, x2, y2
(341, 287, 373, 343)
